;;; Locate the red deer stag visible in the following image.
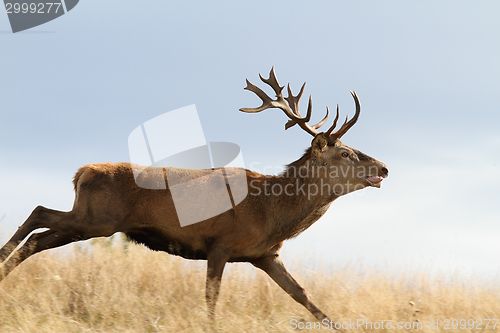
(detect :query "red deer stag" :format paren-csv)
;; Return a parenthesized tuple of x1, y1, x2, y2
(0, 67, 388, 322)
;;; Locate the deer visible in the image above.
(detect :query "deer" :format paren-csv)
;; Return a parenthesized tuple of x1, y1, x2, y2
(0, 67, 388, 323)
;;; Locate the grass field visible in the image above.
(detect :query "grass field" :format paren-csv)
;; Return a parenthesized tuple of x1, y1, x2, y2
(0, 236, 498, 332)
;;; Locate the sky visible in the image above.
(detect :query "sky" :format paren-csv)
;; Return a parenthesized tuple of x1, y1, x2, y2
(0, 1, 499, 280)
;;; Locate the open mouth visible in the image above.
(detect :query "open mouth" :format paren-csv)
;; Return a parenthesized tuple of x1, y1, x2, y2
(365, 175, 383, 185)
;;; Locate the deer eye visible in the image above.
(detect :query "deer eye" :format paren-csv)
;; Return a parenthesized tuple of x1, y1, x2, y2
(341, 152, 349, 158)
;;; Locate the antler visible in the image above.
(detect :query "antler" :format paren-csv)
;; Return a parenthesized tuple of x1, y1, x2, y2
(239, 67, 329, 137)
(325, 91, 360, 143)
(240, 67, 361, 142)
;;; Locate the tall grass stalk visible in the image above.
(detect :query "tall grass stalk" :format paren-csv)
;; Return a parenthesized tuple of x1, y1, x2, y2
(0, 237, 498, 332)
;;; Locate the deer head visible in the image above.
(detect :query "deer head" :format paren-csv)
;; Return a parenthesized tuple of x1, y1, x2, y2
(240, 67, 388, 196)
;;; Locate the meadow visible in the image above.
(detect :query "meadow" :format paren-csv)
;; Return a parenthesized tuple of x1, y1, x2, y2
(0, 236, 498, 332)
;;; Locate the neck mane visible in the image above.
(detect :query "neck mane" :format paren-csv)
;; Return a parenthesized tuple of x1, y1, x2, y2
(279, 147, 312, 178)
(260, 147, 337, 241)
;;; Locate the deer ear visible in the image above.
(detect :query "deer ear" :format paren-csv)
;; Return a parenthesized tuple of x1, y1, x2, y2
(311, 133, 328, 153)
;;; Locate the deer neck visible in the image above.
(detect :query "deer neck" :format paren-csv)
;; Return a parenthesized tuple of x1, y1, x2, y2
(261, 155, 339, 241)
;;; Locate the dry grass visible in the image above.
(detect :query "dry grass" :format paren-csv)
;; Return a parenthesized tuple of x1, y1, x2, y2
(0, 236, 498, 332)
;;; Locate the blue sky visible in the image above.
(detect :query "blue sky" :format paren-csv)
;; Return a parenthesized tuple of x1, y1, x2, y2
(1, 1, 499, 279)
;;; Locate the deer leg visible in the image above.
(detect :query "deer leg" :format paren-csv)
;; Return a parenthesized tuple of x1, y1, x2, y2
(0, 206, 69, 263)
(0, 229, 76, 281)
(0, 204, 119, 264)
(205, 250, 229, 320)
(251, 255, 329, 321)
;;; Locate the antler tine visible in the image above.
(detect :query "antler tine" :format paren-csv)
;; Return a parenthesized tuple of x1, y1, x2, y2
(240, 67, 290, 114)
(312, 106, 330, 130)
(304, 95, 313, 122)
(285, 82, 306, 116)
(327, 91, 361, 142)
(283, 83, 307, 130)
(239, 67, 322, 137)
(283, 93, 317, 134)
(285, 94, 312, 130)
(325, 104, 340, 136)
(239, 79, 274, 113)
(259, 66, 284, 98)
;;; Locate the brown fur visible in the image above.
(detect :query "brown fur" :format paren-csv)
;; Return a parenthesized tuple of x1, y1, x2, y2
(0, 137, 388, 322)
(1, 69, 389, 322)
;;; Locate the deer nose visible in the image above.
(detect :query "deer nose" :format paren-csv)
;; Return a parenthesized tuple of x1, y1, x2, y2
(381, 167, 389, 177)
